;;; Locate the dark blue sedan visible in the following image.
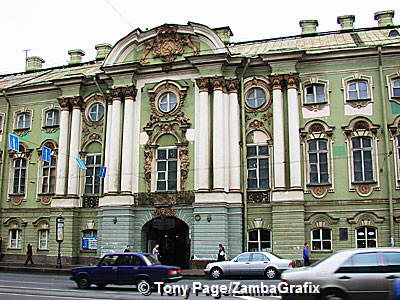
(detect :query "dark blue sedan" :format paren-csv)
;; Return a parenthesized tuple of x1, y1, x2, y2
(70, 253, 182, 292)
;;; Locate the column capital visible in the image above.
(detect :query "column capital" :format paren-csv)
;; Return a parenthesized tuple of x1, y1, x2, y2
(270, 75, 284, 90)
(124, 85, 137, 100)
(108, 87, 125, 101)
(195, 78, 210, 92)
(285, 74, 300, 90)
(210, 76, 226, 91)
(226, 79, 239, 94)
(69, 96, 83, 110)
(57, 97, 71, 111)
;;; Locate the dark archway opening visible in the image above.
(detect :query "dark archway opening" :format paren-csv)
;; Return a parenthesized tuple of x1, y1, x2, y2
(142, 216, 190, 269)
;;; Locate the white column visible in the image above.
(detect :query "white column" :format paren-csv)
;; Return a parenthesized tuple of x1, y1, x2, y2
(195, 78, 210, 190)
(108, 89, 123, 192)
(211, 77, 225, 190)
(272, 77, 286, 189)
(223, 92, 230, 192)
(121, 86, 137, 193)
(228, 80, 241, 191)
(103, 100, 113, 193)
(287, 76, 302, 188)
(67, 97, 82, 196)
(55, 100, 70, 195)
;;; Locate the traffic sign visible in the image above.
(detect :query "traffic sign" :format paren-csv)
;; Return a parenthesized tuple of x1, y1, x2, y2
(8, 134, 19, 152)
(76, 158, 87, 169)
(42, 146, 51, 163)
(99, 166, 107, 178)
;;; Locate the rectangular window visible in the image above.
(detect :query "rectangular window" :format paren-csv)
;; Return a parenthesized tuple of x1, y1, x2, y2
(85, 154, 101, 195)
(305, 84, 326, 104)
(156, 148, 178, 191)
(17, 113, 30, 129)
(41, 156, 56, 194)
(393, 79, 400, 98)
(356, 227, 377, 248)
(347, 81, 369, 101)
(311, 228, 332, 251)
(352, 137, 374, 183)
(0, 115, 3, 133)
(9, 229, 22, 249)
(38, 230, 49, 250)
(45, 110, 59, 127)
(247, 145, 269, 190)
(308, 139, 329, 184)
(13, 158, 26, 194)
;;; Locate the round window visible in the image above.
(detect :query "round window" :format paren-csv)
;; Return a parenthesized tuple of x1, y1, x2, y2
(158, 92, 177, 113)
(246, 87, 266, 109)
(88, 103, 104, 122)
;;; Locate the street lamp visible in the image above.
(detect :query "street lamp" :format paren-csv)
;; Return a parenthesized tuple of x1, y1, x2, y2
(55, 216, 64, 268)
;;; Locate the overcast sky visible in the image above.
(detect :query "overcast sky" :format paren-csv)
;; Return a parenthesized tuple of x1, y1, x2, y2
(0, 0, 399, 74)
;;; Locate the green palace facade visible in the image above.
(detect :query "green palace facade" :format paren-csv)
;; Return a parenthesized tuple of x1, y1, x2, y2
(1, 10, 400, 267)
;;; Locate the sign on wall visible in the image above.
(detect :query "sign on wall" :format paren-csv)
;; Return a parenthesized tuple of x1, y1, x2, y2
(82, 237, 97, 250)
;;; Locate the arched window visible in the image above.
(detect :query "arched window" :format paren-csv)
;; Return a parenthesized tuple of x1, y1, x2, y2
(248, 229, 271, 252)
(156, 147, 178, 191)
(84, 142, 102, 195)
(40, 143, 57, 194)
(311, 228, 332, 251)
(9, 229, 22, 249)
(246, 130, 270, 190)
(13, 158, 27, 194)
(356, 227, 377, 248)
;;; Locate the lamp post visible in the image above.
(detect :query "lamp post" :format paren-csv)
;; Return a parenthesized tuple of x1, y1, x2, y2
(55, 216, 64, 268)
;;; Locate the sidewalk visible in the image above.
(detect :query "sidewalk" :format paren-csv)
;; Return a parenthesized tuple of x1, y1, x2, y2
(0, 262, 205, 277)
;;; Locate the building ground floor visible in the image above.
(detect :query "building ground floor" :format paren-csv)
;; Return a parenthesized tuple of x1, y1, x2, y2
(0, 196, 399, 268)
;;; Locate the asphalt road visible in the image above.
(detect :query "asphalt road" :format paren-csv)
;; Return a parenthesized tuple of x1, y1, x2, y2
(0, 272, 282, 300)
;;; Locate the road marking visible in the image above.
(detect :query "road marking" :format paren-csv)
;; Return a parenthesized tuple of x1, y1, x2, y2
(0, 292, 99, 300)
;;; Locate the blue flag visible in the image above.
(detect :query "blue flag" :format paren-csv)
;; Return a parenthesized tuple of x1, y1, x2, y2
(8, 134, 19, 152)
(42, 146, 51, 163)
(99, 166, 107, 178)
(76, 158, 87, 169)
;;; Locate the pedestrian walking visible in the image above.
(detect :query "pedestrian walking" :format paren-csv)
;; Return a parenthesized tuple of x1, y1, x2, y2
(124, 245, 131, 252)
(303, 242, 310, 266)
(24, 243, 34, 266)
(152, 244, 160, 260)
(217, 244, 226, 261)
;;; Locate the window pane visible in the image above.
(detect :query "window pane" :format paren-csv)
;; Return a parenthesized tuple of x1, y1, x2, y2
(260, 242, 271, 251)
(237, 253, 251, 262)
(248, 170, 257, 178)
(308, 140, 317, 151)
(157, 149, 167, 159)
(158, 172, 165, 180)
(322, 229, 331, 240)
(248, 242, 259, 252)
(157, 161, 166, 171)
(168, 180, 177, 191)
(352, 253, 379, 266)
(352, 138, 361, 148)
(167, 171, 177, 181)
(157, 181, 166, 191)
(247, 159, 257, 169)
(259, 179, 269, 188)
(362, 137, 371, 148)
(168, 149, 177, 159)
(259, 168, 268, 179)
(309, 153, 317, 163)
(349, 90, 358, 100)
(383, 252, 400, 265)
(260, 230, 270, 241)
(258, 146, 268, 156)
(259, 159, 268, 169)
(248, 179, 257, 189)
(319, 140, 327, 150)
(312, 241, 322, 251)
(248, 230, 258, 241)
(312, 229, 321, 239)
(367, 227, 376, 239)
(316, 85, 325, 102)
(322, 241, 332, 250)
(247, 146, 256, 157)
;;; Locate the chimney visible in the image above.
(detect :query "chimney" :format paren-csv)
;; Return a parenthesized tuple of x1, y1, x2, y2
(374, 10, 395, 27)
(26, 56, 45, 72)
(95, 43, 112, 61)
(68, 49, 85, 65)
(337, 15, 355, 31)
(213, 27, 233, 43)
(299, 20, 319, 35)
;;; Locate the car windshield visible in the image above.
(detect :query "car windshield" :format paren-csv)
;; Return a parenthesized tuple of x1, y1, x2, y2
(144, 254, 161, 265)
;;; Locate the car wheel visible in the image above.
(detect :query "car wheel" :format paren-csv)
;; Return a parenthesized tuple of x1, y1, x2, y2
(76, 276, 91, 289)
(137, 278, 152, 296)
(321, 290, 346, 300)
(96, 283, 107, 289)
(210, 267, 223, 279)
(264, 267, 279, 280)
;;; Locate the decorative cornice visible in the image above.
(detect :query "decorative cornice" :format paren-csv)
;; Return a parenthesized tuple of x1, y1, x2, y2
(305, 213, 339, 226)
(347, 211, 385, 225)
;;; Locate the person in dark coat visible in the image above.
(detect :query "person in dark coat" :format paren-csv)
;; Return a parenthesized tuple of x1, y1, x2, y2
(124, 245, 131, 252)
(217, 244, 226, 261)
(24, 243, 34, 266)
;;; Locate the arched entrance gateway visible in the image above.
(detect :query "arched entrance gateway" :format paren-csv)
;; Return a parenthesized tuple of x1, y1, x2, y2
(142, 216, 190, 269)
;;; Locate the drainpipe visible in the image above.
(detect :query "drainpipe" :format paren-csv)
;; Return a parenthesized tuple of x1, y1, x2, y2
(0, 90, 11, 209)
(92, 76, 108, 195)
(377, 45, 395, 247)
(239, 58, 250, 251)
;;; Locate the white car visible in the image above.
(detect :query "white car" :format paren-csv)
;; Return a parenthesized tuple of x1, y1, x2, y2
(204, 252, 294, 280)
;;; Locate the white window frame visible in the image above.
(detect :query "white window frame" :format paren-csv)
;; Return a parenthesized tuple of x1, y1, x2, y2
(9, 229, 22, 249)
(44, 110, 59, 127)
(88, 103, 104, 122)
(155, 147, 178, 192)
(356, 227, 378, 248)
(246, 143, 270, 190)
(40, 154, 57, 194)
(351, 136, 375, 183)
(304, 83, 326, 104)
(84, 153, 102, 195)
(346, 80, 370, 101)
(245, 87, 267, 109)
(247, 229, 272, 252)
(392, 78, 400, 98)
(12, 158, 27, 194)
(311, 228, 332, 251)
(38, 229, 49, 250)
(16, 112, 31, 130)
(307, 139, 330, 185)
(158, 92, 177, 113)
